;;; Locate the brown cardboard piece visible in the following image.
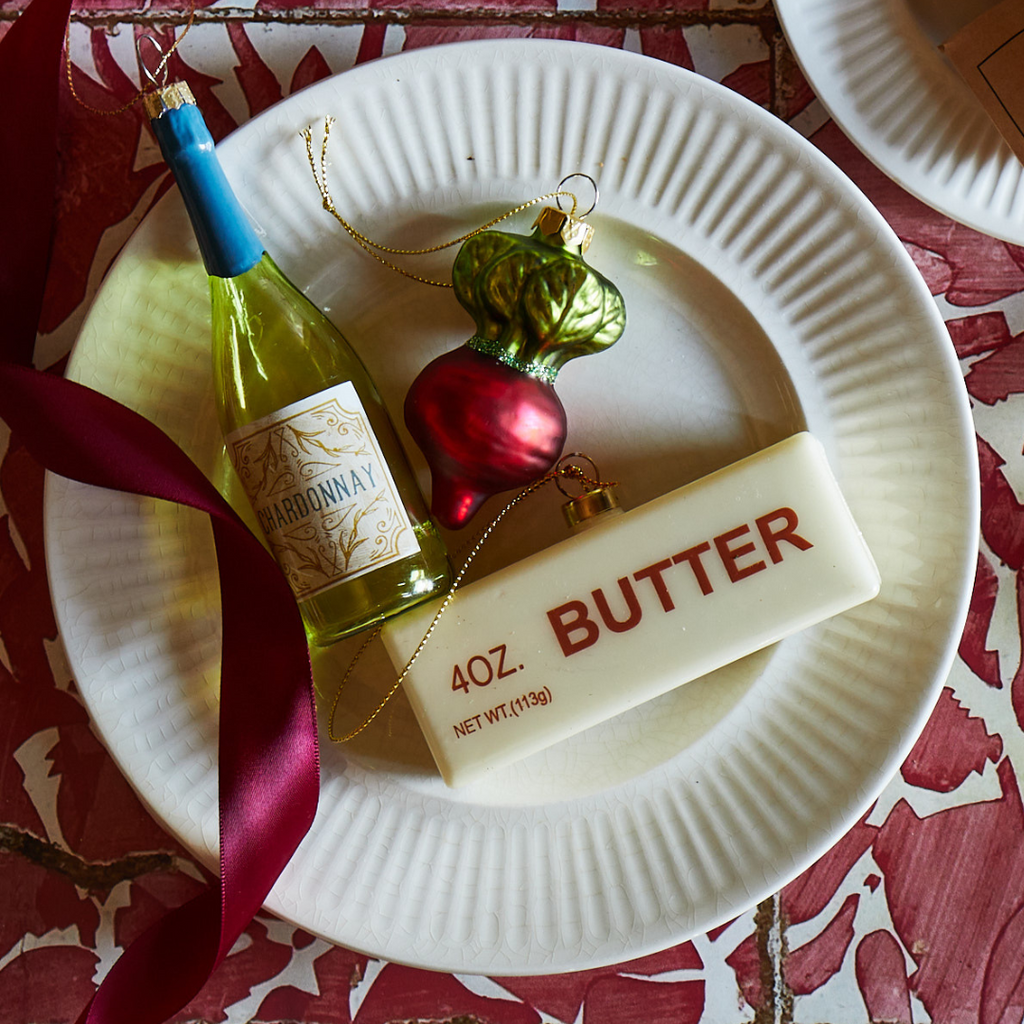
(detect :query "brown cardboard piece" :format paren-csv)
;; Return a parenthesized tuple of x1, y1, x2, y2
(942, 0, 1024, 163)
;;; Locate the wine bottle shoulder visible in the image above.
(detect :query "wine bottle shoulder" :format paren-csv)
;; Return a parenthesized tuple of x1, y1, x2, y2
(210, 255, 382, 432)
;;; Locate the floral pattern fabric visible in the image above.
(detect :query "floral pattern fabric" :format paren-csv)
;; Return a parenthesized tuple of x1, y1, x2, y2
(0, 1, 1020, 1021)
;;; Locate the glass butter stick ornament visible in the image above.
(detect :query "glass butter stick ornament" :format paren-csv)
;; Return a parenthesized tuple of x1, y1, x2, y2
(381, 433, 881, 787)
(145, 82, 452, 645)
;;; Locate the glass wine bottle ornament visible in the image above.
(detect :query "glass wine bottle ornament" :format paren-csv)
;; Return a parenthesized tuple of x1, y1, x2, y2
(145, 82, 452, 645)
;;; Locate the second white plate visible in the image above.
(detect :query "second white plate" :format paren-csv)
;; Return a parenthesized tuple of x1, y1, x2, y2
(45, 40, 978, 973)
(776, 0, 1024, 242)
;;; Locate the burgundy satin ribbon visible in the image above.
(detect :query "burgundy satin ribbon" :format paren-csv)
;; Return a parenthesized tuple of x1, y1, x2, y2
(0, 2, 320, 1021)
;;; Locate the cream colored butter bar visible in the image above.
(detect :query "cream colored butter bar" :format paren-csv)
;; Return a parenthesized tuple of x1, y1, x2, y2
(381, 432, 880, 787)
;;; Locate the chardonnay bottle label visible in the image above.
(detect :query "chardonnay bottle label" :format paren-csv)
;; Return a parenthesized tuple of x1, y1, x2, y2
(227, 381, 420, 601)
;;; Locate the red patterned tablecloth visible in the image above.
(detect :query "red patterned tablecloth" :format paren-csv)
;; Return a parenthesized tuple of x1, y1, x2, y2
(1, 1, 1020, 1022)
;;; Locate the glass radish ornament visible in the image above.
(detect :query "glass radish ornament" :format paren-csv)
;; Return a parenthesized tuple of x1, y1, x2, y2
(405, 204, 627, 529)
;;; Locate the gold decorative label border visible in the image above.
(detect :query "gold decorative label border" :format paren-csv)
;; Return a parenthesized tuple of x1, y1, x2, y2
(227, 381, 418, 601)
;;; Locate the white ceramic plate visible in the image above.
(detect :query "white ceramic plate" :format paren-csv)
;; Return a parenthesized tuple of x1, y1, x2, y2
(776, 0, 1024, 242)
(45, 40, 978, 973)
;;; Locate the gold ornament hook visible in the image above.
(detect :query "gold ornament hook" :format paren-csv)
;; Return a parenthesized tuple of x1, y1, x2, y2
(137, 34, 170, 88)
(554, 453, 603, 498)
(556, 172, 599, 218)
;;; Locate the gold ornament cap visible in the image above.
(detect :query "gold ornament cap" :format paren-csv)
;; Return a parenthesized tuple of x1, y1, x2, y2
(562, 484, 622, 530)
(533, 206, 594, 253)
(143, 81, 196, 119)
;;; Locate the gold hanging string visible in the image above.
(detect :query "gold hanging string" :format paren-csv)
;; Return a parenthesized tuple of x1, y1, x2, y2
(328, 457, 616, 743)
(64, 0, 197, 116)
(302, 117, 581, 288)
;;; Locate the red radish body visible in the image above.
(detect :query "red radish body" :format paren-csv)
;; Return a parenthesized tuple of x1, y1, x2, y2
(403, 216, 625, 529)
(405, 346, 567, 529)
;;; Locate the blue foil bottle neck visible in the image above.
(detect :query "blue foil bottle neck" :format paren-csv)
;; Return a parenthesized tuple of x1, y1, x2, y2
(148, 92, 265, 279)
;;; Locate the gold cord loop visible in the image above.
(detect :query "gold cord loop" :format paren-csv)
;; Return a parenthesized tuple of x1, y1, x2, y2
(554, 452, 603, 498)
(328, 458, 616, 743)
(137, 34, 172, 89)
(64, 1, 196, 116)
(302, 117, 585, 288)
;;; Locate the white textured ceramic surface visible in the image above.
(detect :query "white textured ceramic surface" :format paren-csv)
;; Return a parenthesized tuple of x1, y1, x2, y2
(775, 0, 1024, 242)
(45, 40, 978, 973)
